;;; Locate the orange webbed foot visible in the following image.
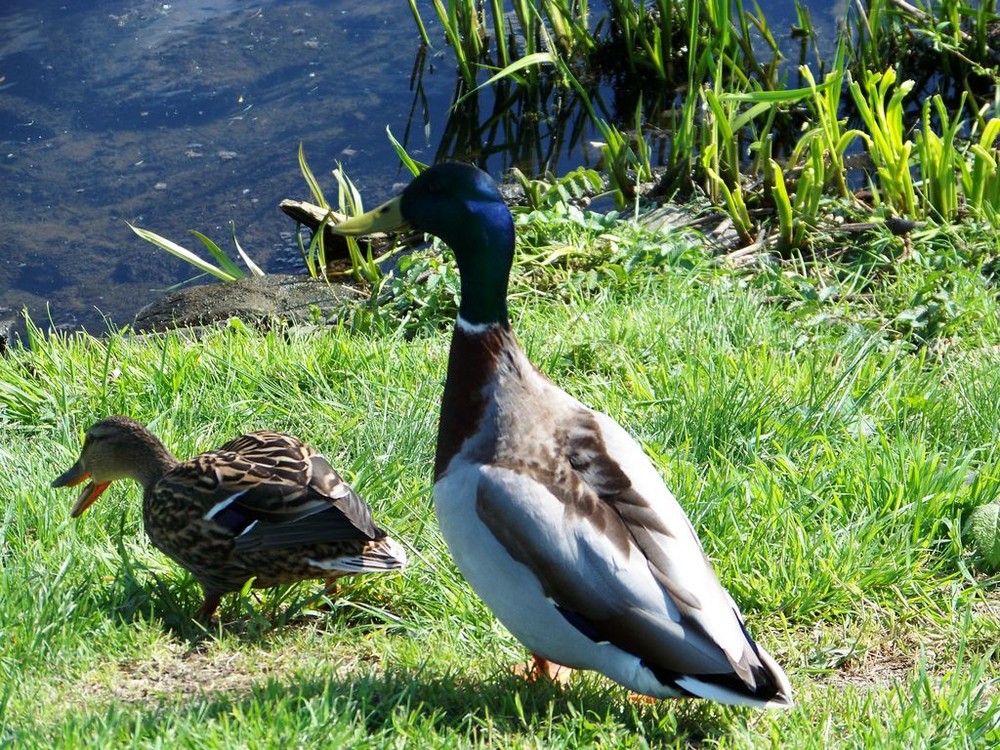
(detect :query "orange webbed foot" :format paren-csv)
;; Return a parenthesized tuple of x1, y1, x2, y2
(512, 654, 574, 686)
(628, 693, 658, 705)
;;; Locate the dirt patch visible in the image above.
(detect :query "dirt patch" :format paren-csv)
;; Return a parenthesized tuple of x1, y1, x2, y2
(108, 646, 265, 703)
(813, 640, 919, 692)
(79, 637, 363, 706)
(77, 641, 263, 705)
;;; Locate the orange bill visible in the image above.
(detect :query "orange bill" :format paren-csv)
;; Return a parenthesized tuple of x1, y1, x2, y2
(52, 462, 111, 517)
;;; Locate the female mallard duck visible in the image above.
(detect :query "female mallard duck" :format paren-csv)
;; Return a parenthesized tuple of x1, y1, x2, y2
(331, 162, 792, 708)
(52, 416, 407, 619)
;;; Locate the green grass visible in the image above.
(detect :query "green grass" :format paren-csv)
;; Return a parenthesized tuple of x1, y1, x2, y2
(3, 215, 1000, 747)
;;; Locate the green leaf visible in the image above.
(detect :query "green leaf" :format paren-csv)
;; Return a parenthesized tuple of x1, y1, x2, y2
(189, 230, 246, 280)
(453, 52, 555, 107)
(128, 223, 238, 282)
(230, 222, 265, 277)
(386, 127, 426, 177)
(298, 142, 328, 208)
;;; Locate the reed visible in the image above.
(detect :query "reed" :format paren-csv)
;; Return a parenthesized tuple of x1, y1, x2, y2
(396, 0, 1000, 255)
(916, 95, 964, 221)
(959, 115, 1000, 222)
(848, 68, 917, 217)
(128, 223, 263, 283)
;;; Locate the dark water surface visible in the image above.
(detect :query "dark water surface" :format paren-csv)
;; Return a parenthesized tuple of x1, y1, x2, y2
(0, 0, 456, 332)
(0, 0, 843, 333)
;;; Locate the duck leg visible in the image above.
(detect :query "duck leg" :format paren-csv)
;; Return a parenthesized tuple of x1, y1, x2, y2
(321, 577, 342, 600)
(310, 577, 342, 612)
(512, 653, 574, 685)
(195, 592, 222, 622)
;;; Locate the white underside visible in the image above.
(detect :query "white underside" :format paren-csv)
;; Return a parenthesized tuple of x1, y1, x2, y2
(434, 464, 687, 699)
(433, 444, 792, 706)
(431, 344, 792, 708)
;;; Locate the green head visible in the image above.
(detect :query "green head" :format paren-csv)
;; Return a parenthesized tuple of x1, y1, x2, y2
(333, 163, 515, 327)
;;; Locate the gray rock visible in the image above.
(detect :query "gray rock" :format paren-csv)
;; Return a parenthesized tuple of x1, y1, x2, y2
(133, 274, 364, 333)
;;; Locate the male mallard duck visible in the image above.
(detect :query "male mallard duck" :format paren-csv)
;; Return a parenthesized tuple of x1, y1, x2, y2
(331, 163, 792, 708)
(52, 416, 407, 619)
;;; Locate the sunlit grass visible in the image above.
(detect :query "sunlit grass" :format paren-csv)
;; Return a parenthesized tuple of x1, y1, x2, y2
(4, 209, 1000, 745)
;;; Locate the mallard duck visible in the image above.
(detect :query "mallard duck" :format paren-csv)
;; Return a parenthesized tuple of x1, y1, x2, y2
(330, 162, 792, 708)
(52, 416, 407, 619)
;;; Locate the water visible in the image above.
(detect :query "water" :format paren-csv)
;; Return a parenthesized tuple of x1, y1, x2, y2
(0, 0, 844, 333)
(0, 0, 453, 332)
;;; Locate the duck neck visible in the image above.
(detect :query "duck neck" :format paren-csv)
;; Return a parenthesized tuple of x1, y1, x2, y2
(434, 320, 514, 481)
(457, 276, 509, 328)
(452, 203, 514, 328)
(132, 437, 178, 492)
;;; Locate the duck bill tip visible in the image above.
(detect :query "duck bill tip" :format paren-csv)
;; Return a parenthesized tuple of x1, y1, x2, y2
(328, 196, 407, 236)
(52, 463, 90, 489)
(70, 480, 111, 518)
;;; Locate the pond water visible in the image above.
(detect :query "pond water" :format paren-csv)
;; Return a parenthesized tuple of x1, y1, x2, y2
(0, 0, 844, 334)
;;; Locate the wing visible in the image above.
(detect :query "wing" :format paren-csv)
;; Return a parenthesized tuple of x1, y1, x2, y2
(478, 403, 774, 693)
(168, 431, 383, 550)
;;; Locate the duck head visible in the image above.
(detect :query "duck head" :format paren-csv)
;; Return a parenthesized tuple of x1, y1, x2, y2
(331, 163, 515, 327)
(52, 416, 171, 517)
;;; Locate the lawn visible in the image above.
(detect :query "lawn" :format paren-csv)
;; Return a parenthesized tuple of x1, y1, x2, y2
(1, 213, 999, 747)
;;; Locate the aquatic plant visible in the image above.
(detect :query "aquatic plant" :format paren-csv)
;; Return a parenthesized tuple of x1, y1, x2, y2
(848, 68, 917, 218)
(128, 223, 263, 283)
(131, 146, 397, 286)
(411, 0, 1000, 230)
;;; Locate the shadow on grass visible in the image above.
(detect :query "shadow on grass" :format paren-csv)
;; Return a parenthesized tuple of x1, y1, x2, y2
(75, 539, 753, 743)
(94, 540, 413, 646)
(54, 664, 738, 746)
(62, 546, 746, 744)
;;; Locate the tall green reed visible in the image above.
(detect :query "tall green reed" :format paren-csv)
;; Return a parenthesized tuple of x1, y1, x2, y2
(408, 0, 1000, 244)
(958, 115, 1000, 223)
(848, 68, 917, 217)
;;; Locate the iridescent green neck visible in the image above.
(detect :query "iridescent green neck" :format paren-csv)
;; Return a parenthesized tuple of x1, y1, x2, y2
(452, 202, 514, 327)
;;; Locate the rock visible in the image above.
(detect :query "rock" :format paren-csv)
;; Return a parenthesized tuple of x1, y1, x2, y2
(133, 274, 365, 333)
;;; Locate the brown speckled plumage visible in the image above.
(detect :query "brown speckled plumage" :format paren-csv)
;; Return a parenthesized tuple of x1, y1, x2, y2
(53, 416, 407, 619)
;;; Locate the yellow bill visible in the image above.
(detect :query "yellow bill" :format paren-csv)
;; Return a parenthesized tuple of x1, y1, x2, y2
(328, 195, 408, 236)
